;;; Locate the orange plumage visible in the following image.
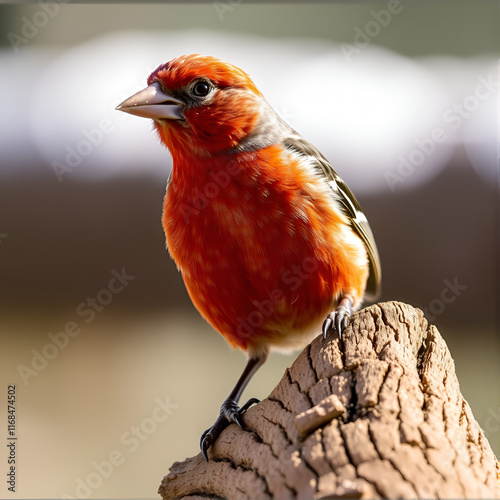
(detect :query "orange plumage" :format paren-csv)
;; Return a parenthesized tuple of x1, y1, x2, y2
(117, 54, 381, 458)
(163, 144, 367, 354)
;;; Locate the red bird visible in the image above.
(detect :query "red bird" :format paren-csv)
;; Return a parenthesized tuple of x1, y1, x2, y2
(117, 54, 381, 460)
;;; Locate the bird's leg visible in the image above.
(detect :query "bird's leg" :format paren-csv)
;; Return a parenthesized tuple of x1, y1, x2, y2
(322, 295, 353, 340)
(200, 352, 267, 460)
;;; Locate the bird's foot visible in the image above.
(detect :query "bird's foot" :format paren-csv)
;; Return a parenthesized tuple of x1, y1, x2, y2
(200, 397, 259, 461)
(322, 296, 353, 340)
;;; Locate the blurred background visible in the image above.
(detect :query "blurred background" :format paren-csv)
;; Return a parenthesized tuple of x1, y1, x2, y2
(0, 1, 498, 498)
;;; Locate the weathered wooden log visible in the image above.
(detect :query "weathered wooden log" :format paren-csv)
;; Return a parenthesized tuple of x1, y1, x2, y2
(159, 301, 500, 499)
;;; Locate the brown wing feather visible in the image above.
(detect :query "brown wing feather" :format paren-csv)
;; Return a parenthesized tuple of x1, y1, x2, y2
(283, 135, 382, 300)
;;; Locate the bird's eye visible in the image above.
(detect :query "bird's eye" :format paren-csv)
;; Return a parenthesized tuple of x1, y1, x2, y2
(192, 81, 211, 97)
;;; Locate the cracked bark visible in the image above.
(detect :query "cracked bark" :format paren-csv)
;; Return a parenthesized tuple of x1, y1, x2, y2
(159, 301, 500, 499)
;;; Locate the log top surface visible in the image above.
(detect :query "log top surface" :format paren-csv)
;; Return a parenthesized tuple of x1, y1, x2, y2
(159, 301, 500, 499)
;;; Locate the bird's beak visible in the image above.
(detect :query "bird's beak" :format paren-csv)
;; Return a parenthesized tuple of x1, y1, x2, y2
(116, 82, 184, 120)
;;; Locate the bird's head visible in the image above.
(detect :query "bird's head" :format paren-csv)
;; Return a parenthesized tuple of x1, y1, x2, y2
(117, 54, 264, 157)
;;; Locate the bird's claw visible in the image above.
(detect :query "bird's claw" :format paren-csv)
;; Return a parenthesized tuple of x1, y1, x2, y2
(322, 316, 334, 339)
(322, 296, 353, 340)
(200, 414, 228, 461)
(240, 397, 259, 412)
(200, 397, 259, 461)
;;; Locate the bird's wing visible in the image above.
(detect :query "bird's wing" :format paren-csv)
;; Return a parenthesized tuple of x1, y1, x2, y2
(165, 169, 173, 192)
(283, 135, 381, 300)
